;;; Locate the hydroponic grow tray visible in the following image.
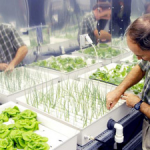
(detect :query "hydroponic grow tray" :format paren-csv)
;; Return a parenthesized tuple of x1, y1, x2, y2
(120, 54, 140, 65)
(30, 54, 102, 79)
(0, 102, 79, 150)
(16, 79, 131, 146)
(78, 63, 130, 81)
(0, 66, 59, 104)
(78, 63, 144, 95)
(72, 47, 132, 65)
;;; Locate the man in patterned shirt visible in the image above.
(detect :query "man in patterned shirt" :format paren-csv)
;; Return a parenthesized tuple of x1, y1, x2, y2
(0, 24, 28, 72)
(78, 3, 111, 45)
(106, 14, 150, 149)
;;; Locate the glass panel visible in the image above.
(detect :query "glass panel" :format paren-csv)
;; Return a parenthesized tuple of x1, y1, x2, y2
(0, 0, 28, 29)
(0, 0, 148, 63)
(111, 0, 147, 50)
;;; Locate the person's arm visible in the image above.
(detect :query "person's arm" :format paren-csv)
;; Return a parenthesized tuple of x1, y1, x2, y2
(99, 30, 111, 41)
(0, 63, 8, 71)
(122, 93, 150, 119)
(93, 29, 111, 43)
(106, 64, 145, 110)
(4, 45, 28, 72)
(140, 101, 150, 118)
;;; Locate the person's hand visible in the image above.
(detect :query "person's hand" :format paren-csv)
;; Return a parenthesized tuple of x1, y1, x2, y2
(106, 89, 123, 110)
(4, 63, 15, 73)
(121, 93, 141, 108)
(0, 63, 8, 71)
(100, 30, 111, 41)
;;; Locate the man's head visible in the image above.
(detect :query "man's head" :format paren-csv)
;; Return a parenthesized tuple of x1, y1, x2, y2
(126, 14, 150, 61)
(93, 2, 111, 20)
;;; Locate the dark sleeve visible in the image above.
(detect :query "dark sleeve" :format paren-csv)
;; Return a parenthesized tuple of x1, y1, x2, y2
(88, 14, 97, 32)
(138, 60, 149, 72)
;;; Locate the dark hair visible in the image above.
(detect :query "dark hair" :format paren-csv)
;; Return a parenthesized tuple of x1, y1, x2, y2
(126, 14, 150, 51)
(93, 2, 111, 10)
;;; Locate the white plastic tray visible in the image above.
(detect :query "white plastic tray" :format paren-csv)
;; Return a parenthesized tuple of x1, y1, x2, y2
(31, 54, 102, 80)
(0, 66, 59, 104)
(120, 54, 141, 64)
(0, 102, 79, 150)
(16, 79, 131, 146)
(72, 47, 131, 65)
(78, 63, 121, 80)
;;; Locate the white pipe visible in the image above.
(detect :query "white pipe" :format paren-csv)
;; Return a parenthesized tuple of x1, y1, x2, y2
(85, 35, 98, 59)
(114, 123, 124, 143)
(85, 35, 93, 44)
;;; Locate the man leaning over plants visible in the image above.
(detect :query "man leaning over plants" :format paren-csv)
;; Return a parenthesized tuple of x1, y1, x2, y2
(106, 14, 150, 149)
(78, 2, 111, 45)
(0, 23, 28, 72)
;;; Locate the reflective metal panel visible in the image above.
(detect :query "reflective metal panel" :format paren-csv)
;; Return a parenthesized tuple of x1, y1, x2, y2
(111, 0, 148, 49)
(0, 0, 149, 63)
(0, 0, 28, 29)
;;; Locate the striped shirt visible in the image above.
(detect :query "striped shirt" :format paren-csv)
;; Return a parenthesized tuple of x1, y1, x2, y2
(139, 60, 150, 103)
(0, 24, 25, 64)
(78, 12, 97, 45)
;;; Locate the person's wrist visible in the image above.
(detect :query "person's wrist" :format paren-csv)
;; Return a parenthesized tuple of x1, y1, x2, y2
(134, 99, 144, 110)
(9, 61, 16, 67)
(115, 87, 124, 96)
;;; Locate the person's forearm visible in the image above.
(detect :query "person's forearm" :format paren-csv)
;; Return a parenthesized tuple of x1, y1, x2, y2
(140, 102, 150, 118)
(10, 46, 28, 66)
(116, 64, 145, 94)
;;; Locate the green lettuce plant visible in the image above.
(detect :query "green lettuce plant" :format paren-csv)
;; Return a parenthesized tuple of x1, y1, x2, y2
(0, 113, 9, 123)
(2, 106, 20, 118)
(9, 130, 25, 149)
(13, 109, 37, 121)
(32, 56, 88, 72)
(89, 64, 144, 94)
(22, 131, 48, 143)
(9, 130, 48, 149)
(79, 46, 124, 58)
(0, 106, 50, 150)
(24, 141, 50, 150)
(0, 124, 11, 139)
(14, 118, 40, 132)
(0, 138, 15, 150)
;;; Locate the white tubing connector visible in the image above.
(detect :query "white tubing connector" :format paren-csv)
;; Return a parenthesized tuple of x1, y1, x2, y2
(85, 35, 93, 44)
(114, 123, 124, 143)
(84, 135, 94, 140)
